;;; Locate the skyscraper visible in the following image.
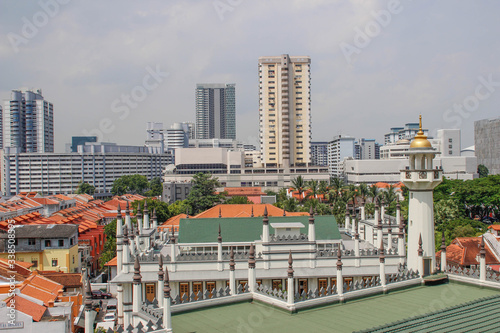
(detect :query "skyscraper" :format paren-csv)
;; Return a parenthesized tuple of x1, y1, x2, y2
(259, 54, 311, 168)
(3, 89, 54, 152)
(195, 83, 236, 140)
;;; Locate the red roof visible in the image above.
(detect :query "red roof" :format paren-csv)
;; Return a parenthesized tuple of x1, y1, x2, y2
(488, 225, 500, 231)
(3, 295, 46, 321)
(436, 237, 499, 266)
(105, 256, 117, 267)
(194, 204, 307, 219)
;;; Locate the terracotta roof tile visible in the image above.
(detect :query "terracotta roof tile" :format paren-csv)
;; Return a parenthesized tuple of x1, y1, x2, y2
(3, 295, 46, 321)
(437, 237, 499, 266)
(104, 256, 117, 267)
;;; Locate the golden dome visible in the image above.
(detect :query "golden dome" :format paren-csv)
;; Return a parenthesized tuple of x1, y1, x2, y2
(410, 115, 432, 148)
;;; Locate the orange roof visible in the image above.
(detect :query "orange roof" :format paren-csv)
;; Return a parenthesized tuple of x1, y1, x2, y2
(38, 272, 82, 288)
(105, 256, 117, 267)
(3, 295, 46, 321)
(436, 237, 498, 266)
(194, 204, 308, 219)
(488, 225, 500, 231)
(374, 182, 403, 189)
(0, 258, 33, 270)
(222, 187, 266, 196)
(24, 272, 63, 294)
(31, 197, 59, 205)
(159, 214, 188, 229)
(18, 284, 56, 306)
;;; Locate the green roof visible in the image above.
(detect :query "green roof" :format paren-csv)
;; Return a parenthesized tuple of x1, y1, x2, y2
(171, 283, 500, 333)
(178, 215, 340, 243)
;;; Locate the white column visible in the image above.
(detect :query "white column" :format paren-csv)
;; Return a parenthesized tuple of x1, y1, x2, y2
(122, 283, 132, 328)
(379, 243, 386, 289)
(217, 232, 223, 272)
(248, 244, 256, 292)
(380, 201, 385, 219)
(122, 230, 130, 274)
(132, 258, 142, 316)
(377, 225, 383, 250)
(125, 202, 132, 231)
(360, 203, 366, 220)
(440, 232, 447, 272)
(308, 209, 316, 242)
(229, 247, 236, 295)
(351, 214, 356, 238)
(163, 269, 173, 332)
(336, 248, 343, 297)
(345, 214, 350, 229)
(157, 256, 164, 308)
(143, 203, 150, 229)
(117, 284, 123, 326)
(354, 238, 360, 268)
(396, 200, 401, 226)
(287, 251, 294, 305)
(387, 229, 393, 251)
(418, 234, 424, 278)
(263, 207, 269, 242)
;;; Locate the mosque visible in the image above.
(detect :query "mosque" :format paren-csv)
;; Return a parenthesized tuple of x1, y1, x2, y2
(84, 118, 499, 332)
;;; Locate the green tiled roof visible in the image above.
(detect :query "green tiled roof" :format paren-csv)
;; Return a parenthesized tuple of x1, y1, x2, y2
(178, 215, 340, 243)
(358, 295, 500, 333)
(171, 283, 500, 333)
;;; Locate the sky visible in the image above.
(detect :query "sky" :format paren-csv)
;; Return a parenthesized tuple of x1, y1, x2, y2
(0, 0, 499, 152)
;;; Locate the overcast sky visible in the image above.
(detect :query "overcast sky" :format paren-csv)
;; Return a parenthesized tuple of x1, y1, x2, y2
(1, 0, 499, 152)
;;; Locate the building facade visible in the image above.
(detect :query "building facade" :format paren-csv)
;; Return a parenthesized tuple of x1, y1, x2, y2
(311, 142, 328, 166)
(195, 83, 236, 140)
(0, 144, 173, 196)
(3, 89, 54, 153)
(259, 55, 311, 168)
(355, 138, 380, 160)
(384, 123, 428, 145)
(328, 136, 355, 178)
(475, 117, 500, 175)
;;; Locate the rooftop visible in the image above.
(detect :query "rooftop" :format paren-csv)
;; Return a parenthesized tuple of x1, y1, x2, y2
(171, 283, 499, 332)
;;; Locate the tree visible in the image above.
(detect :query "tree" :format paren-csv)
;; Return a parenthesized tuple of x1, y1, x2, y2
(478, 164, 489, 178)
(224, 196, 253, 204)
(111, 175, 149, 196)
(131, 198, 171, 223)
(168, 200, 192, 216)
(306, 179, 319, 200)
(75, 181, 95, 195)
(185, 173, 225, 214)
(368, 184, 379, 203)
(99, 220, 117, 270)
(291, 176, 306, 202)
(145, 177, 163, 197)
(318, 180, 329, 202)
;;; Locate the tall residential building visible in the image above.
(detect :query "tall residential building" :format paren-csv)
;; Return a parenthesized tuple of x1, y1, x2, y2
(166, 122, 190, 150)
(3, 89, 54, 152)
(355, 138, 380, 160)
(328, 136, 355, 178)
(259, 54, 311, 168)
(195, 83, 236, 140)
(384, 123, 428, 145)
(311, 142, 328, 166)
(475, 117, 500, 175)
(0, 105, 2, 149)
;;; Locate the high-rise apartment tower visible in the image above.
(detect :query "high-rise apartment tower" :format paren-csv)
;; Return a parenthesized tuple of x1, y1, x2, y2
(3, 89, 54, 152)
(195, 83, 236, 140)
(259, 55, 311, 168)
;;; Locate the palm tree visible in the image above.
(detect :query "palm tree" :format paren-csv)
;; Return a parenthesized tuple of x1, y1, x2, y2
(382, 185, 397, 204)
(306, 179, 319, 200)
(318, 180, 329, 202)
(368, 184, 379, 204)
(358, 183, 369, 204)
(291, 175, 306, 202)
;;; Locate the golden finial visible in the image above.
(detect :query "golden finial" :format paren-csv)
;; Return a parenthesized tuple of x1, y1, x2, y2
(410, 115, 431, 148)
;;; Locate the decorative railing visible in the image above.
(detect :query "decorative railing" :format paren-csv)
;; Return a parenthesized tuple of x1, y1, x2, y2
(139, 301, 163, 320)
(386, 268, 419, 283)
(176, 252, 218, 261)
(171, 285, 244, 305)
(316, 248, 398, 257)
(268, 234, 309, 242)
(446, 265, 480, 279)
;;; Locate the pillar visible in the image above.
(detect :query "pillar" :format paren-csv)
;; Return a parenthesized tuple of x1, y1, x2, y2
(396, 198, 401, 226)
(116, 205, 123, 273)
(308, 207, 316, 242)
(398, 217, 406, 265)
(137, 203, 143, 234)
(287, 251, 294, 305)
(480, 236, 486, 282)
(117, 284, 123, 326)
(351, 213, 356, 238)
(440, 231, 447, 272)
(152, 208, 158, 232)
(163, 267, 173, 332)
(170, 229, 177, 272)
(387, 227, 393, 251)
(374, 200, 379, 224)
(122, 227, 130, 273)
(132, 257, 142, 316)
(157, 255, 164, 308)
(379, 242, 386, 289)
(354, 218, 360, 267)
(262, 207, 269, 243)
(83, 269, 94, 333)
(125, 201, 132, 231)
(217, 224, 223, 271)
(377, 211, 383, 249)
(143, 200, 150, 229)
(360, 199, 366, 220)
(248, 244, 256, 292)
(229, 247, 236, 295)
(336, 248, 343, 297)
(345, 204, 350, 229)
(380, 200, 385, 219)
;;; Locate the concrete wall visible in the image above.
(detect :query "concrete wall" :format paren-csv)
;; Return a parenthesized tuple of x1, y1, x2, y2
(475, 117, 500, 174)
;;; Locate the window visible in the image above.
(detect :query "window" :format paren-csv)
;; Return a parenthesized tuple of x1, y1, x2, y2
(45, 240, 51, 247)
(179, 282, 189, 300)
(72, 256, 75, 264)
(206, 281, 216, 298)
(449, 138, 453, 143)
(58, 240, 64, 247)
(70, 238, 74, 246)
(31, 260, 38, 268)
(52, 259, 58, 267)
(28, 238, 35, 245)
(272, 279, 282, 291)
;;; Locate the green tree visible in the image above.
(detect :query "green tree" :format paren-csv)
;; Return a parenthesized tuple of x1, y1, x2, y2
(111, 174, 149, 196)
(368, 184, 379, 204)
(185, 173, 224, 214)
(224, 196, 253, 204)
(168, 199, 192, 216)
(75, 181, 95, 195)
(318, 180, 329, 202)
(478, 164, 489, 178)
(145, 177, 163, 197)
(306, 179, 319, 200)
(99, 219, 117, 270)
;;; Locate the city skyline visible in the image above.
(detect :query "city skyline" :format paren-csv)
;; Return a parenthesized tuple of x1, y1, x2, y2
(0, 1, 499, 152)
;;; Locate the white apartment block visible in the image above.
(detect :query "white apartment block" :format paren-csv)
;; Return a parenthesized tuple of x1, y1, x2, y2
(3, 89, 54, 153)
(328, 136, 355, 178)
(259, 55, 311, 168)
(0, 145, 173, 196)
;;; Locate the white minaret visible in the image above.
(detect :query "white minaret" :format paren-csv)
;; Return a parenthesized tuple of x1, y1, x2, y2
(402, 116, 442, 274)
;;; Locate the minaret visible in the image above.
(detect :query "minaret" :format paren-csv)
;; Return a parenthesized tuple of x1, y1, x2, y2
(229, 247, 236, 295)
(402, 116, 442, 273)
(137, 203, 143, 234)
(440, 231, 446, 272)
(248, 243, 256, 292)
(143, 200, 150, 229)
(152, 208, 158, 231)
(83, 269, 94, 333)
(163, 267, 173, 332)
(122, 226, 130, 273)
(287, 251, 294, 305)
(217, 224, 223, 271)
(308, 207, 316, 242)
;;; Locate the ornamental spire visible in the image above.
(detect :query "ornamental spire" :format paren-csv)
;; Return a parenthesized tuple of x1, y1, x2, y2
(287, 250, 294, 278)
